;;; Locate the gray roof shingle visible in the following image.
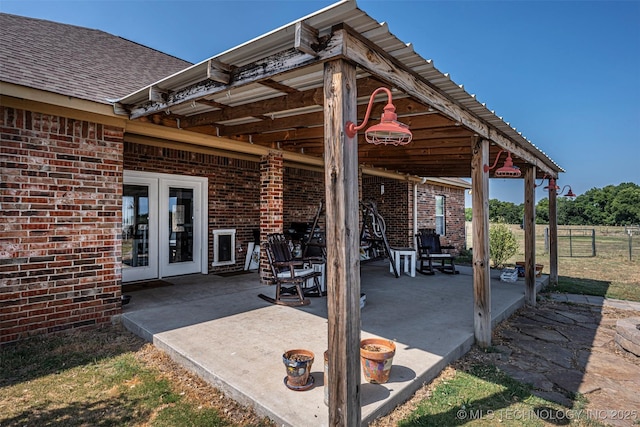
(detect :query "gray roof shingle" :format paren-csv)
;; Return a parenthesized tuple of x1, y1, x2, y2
(0, 13, 192, 104)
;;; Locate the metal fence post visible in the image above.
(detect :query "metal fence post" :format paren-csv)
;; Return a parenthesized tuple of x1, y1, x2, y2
(545, 227, 549, 253)
(569, 228, 573, 257)
(592, 229, 596, 257)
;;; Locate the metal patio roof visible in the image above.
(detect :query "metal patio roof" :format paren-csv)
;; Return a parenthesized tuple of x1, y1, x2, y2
(116, 0, 563, 180)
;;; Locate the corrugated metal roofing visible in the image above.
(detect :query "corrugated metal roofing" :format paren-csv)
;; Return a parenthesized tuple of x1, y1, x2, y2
(116, 0, 562, 174)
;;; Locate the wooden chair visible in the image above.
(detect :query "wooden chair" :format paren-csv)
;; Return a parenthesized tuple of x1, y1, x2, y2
(259, 233, 323, 306)
(415, 229, 459, 275)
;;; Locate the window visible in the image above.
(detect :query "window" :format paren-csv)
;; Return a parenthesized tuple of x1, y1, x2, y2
(435, 195, 446, 235)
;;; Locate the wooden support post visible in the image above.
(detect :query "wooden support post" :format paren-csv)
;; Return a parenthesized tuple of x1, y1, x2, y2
(524, 166, 537, 305)
(549, 178, 558, 285)
(324, 59, 361, 426)
(471, 137, 491, 348)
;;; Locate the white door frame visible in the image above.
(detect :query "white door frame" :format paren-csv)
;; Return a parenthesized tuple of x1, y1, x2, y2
(123, 170, 208, 282)
(122, 173, 159, 282)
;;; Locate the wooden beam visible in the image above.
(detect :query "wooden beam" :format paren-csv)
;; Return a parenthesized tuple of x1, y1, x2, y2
(123, 134, 260, 162)
(207, 59, 232, 84)
(340, 28, 559, 177)
(149, 85, 168, 103)
(524, 166, 537, 306)
(127, 31, 346, 119)
(471, 137, 491, 348)
(258, 79, 300, 94)
(182, 88, 325, 129)
(324, 59, 361, 426)
(183, 77, 388, 130)
(295, 21, 319, 57)
(548, 178, 559, 285)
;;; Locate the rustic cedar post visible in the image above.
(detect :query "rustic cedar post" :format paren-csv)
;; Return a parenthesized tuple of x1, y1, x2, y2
(524, 166, 537, 305)
(324, 59, 361, 426)
(548, 178, 559, 285)
(471, 137, 491, 348)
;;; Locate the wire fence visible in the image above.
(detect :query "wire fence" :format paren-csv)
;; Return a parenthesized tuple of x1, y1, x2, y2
(544, 226, 640, 260)
(464, 222, 640, 262)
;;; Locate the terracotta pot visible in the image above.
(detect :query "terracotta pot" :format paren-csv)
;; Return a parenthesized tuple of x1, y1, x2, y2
(360, 338, 396, 384)
(282, 349, 314, 390)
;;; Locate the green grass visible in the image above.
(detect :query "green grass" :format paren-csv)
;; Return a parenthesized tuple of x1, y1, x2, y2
(0, 326, 253, 427)
(398, 365, 601, 427)
(545, 276, 640, 302)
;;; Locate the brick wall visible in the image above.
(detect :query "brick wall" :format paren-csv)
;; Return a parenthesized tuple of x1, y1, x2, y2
(1, 107, 123, 345)
(123, 142, 261, 274)
(283, 167, 325, 234)
(416, 183, 466, 253)
(362, 176, 413, 247)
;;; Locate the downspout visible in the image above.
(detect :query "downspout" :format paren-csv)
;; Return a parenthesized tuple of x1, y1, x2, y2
(413, 182, 418, 243)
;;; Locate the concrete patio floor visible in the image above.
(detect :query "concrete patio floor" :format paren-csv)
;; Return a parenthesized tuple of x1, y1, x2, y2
(120, 261, 547, 426)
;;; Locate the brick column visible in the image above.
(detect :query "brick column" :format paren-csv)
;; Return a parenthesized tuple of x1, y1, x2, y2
(259, 151, 284, 283)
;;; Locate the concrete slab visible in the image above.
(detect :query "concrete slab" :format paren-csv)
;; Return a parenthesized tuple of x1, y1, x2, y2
(120, 262, 547, 426)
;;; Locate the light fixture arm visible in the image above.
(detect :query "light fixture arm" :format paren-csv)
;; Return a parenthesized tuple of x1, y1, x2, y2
(345, 87, 393, 138)
(483, 150, 505, 173)
(534, 174, 549, 188)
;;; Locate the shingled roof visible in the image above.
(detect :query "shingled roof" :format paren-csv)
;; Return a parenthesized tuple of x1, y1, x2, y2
(0, 13, 192, 105)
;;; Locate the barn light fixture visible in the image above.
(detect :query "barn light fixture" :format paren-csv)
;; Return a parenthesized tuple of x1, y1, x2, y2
(561, 186, 577, 198)
(483, 150, 521, 178)
(345, 87, 413, 146)
(542, 179, 576, 198)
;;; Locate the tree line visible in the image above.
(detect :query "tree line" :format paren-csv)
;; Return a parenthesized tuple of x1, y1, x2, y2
(464, 182, 640, 226)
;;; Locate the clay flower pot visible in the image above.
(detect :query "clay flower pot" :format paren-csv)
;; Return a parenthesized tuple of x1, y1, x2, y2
(282, 349, 315, 391)
(360, 338, 396, 384)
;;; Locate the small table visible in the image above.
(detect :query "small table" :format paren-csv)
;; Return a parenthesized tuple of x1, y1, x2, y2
(389, 247, 416, 277)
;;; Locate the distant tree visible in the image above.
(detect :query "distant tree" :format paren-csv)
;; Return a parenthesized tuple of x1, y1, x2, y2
(465, 208, 472, 222)
(610, 185, 640, 225)
(536, 198, 549, 224)
(488, 199, 522, 224)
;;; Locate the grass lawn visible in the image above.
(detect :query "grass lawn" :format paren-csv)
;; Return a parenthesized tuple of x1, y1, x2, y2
(0, 325, 275, 427)
(388, 364, 599, 427)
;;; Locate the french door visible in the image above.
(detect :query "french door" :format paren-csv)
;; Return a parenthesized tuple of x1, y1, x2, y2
(122, 171, 208, 282)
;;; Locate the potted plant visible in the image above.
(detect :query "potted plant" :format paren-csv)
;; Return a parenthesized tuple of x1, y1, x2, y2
(360, 338, 396, 384)
(282, 349, 315, 391)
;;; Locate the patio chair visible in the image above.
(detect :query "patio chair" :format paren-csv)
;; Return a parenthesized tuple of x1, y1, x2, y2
(415, 229, 459, 275)
(258, 233, 323, 306)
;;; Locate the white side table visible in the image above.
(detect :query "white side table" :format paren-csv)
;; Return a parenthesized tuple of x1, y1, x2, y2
(389, 247, 416, 277)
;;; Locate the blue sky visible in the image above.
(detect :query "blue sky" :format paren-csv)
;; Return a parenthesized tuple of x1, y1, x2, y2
(2, 0, 639, 207)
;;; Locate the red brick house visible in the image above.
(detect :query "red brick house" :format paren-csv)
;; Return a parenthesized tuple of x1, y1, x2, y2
(1, 1, 561, 348)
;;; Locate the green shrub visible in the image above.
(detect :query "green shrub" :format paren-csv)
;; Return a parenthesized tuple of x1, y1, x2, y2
(489, 220, 518, 268)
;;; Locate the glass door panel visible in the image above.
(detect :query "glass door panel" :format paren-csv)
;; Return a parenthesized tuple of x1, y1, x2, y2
(123, 184, 149, 268)
(168, 187, 194, 264)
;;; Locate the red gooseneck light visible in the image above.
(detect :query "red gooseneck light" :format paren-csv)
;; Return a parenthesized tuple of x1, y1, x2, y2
(483, 150, 521, 178)
(345, 87, 413, 146)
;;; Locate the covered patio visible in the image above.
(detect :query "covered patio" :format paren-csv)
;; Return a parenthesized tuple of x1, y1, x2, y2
(120, 263, 547, 426)
(114, 1, 564, 423)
